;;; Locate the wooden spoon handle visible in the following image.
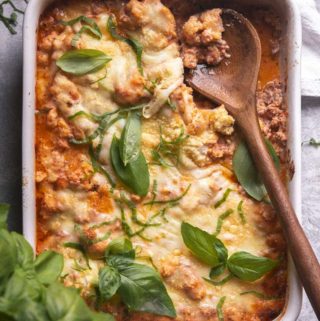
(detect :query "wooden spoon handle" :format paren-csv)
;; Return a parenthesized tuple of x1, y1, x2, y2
(237, 107, 320, 320)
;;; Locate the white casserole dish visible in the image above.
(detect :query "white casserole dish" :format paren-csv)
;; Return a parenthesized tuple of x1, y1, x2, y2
(22, 0, 302, 319)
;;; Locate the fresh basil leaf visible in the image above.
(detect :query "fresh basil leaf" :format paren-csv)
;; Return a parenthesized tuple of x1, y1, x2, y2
(56, 49, 111, 76)
(34, 251, 64, 285)
(115, 262, 176, 317)
(108, 255, 134, 271)
(105, 238, 135, 260)
(233, 139, 280, 201)
(0, 229, 17, 281)
(181, 222, 227, 267)
(16, 299, 50, 321)
(107, 15, 143, 74)
(210, 263, 226, 279)
(11, 232, 34, 267)
(227, 251, 278, 282)
(119, 112, 141, 166)
(45, 282, 92, 321)
(0, 203, 10, 229)
(111, 136, 150, 196)
(99, 266, 121, 301)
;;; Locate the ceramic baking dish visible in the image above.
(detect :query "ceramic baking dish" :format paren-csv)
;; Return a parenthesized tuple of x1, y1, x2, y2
(22, 0, 302, 319)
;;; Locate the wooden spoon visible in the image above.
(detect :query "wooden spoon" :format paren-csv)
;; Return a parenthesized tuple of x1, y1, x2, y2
(187, 9, 320, 319)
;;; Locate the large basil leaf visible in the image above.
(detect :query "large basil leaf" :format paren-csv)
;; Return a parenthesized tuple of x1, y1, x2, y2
(105, 238, 135, 260)
(0, 229, 17, 281)
(16, 299, 50, 321)
(99, 266, 121, 300)
(11, 232, 34, 267)
(233, 140, 280, 201)
(227, 251, 278, 282)
(56, 49, 111, 76)
(0, 203, 10, 230)
(45, 282, 93, 321)
(111, 136, 149, 196)
(119, 112, 141, 166)
(112, 261, 176, 317)
(181, 222, 227, 267)
(34, 251, 64, 285)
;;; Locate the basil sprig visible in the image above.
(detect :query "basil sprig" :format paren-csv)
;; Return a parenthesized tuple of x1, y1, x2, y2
(181, 222, 278, 283)
(233, 139, 280, 201)
(107, 15, 143, 74)
(56, 49, 111, 76)
(61, 16, 102, 47)
(111, 136, 150, 196)
(0, 204, 115, 321)
(227, 252, 278, 282)
(98, 238, 176, 317)
(119, 112, 141, 166)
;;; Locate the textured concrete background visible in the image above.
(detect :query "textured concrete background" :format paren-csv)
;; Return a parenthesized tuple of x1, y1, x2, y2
(0, 4, 318, 321)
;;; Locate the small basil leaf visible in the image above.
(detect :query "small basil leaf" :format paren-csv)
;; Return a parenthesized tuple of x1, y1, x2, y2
(105, 238, 135, 260)
(34, 251, 64, 285)
(11, 232, 34, 267)
(233, 139, 280, 201)
(98, 266, 121, 301)
(111, 136, 150, 196)
(119, 112, 141, 166)
(45, 282, 92, 321)
(210, 263, 226, 279)
(56, 49, 111, 76)
(181, 222, 227, 267)
(0, 203, 10, 230)
(0, 229, 17, 282)
(117, 262, 176, 317)
(227, 251, 278, 282)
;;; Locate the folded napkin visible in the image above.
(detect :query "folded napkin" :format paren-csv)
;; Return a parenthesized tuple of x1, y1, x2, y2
(296, 0, 320, 96)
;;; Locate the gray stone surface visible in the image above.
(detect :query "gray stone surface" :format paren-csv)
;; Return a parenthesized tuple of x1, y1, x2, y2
(0, 6, 318, 321)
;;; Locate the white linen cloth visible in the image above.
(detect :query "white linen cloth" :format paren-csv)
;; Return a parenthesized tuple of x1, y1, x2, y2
(296, 0, 320, 96)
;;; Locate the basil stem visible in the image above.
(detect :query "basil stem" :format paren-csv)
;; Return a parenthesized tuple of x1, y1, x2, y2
(237, 200, 246, 224)
(214, 209, 234, 236)
(61, 16, 102, 47)
(216, 296, 226, 321)
(214, 188, 232, 209)
(204, 274, 233, 286)
(240, 290, 281, 300)
(107, 15, 143, 75)
(0, 0, 24, 35)
(144, 184, 191, 206)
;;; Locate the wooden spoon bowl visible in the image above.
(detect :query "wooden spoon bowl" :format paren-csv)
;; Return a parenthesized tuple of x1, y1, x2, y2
(187, 9, 320, 319)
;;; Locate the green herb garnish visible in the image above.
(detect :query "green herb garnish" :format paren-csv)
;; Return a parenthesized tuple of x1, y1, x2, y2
(0, 0, 24, 35)
(144, 184, 191, 206)
(98, 239, 176, 317)
(107, 15, 143, 74)
(303, 138, 320, 147)
(61, 16, 102, 47)
(214, 188, 232, 208)
(56, 49, 111, 76)
(240, 290, 281, 300)
(0, 203, 115, 321)
(111, 136, 150, 196)
(233, 139, 279, 201)
(151, 126, 189, 168)
(214, 209, 233, 236)
(237, 200, 246, 224)
(216, 296, 226, 321)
